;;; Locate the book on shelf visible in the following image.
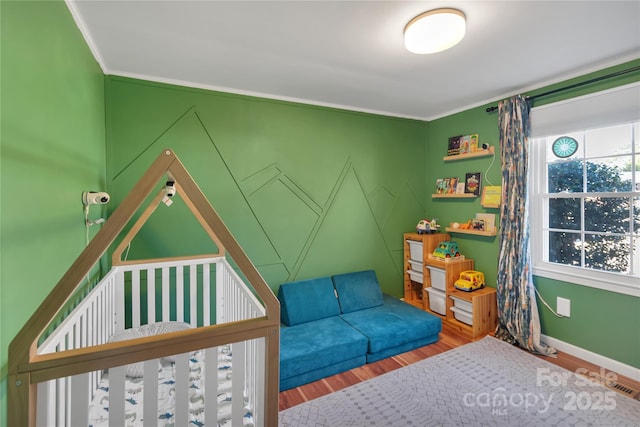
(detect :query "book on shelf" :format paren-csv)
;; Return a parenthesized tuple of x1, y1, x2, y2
(481, 186, 502, 208)
(447, 135, 462, 156)
(447, 177, 458, 194)
(475, 213, 496, 232)
(435, 177, 462, 195)
(464, 172, 482, 195)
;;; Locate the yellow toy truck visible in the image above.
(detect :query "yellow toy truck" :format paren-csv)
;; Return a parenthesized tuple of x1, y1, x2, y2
(454, 270, 485, 292)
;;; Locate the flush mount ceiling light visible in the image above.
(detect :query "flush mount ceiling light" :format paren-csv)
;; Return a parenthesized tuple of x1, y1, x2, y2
(404, 8, 466, 54)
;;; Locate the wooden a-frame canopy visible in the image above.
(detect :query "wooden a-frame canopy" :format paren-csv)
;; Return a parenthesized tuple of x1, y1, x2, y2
(8, 149, 281, 426)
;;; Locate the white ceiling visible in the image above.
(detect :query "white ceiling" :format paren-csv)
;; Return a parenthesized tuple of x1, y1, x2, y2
(67, 1, 640, 120)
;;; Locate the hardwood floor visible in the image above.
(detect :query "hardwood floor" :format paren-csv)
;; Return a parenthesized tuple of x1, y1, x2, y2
(279, 323, 640, 411)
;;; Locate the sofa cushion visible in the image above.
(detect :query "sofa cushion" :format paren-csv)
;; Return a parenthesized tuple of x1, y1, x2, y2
(280, 355, 365, 391)
(278, 276, 340, 326)
(332, 270, 383, 313)
(340, 295, 442, 354)
(279, 316, 368, 381)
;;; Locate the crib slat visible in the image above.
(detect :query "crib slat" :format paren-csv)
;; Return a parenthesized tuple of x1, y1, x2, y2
(87, 299, 94, 347)
(174, 352, 190, 424)
(232, 342, 245, 425)
(176, 265, 184, 322)
(204, 346, 218, 425)
(60, 377, 69, 427)
(115, 269, 125, 332)
(190, 264, 198, 327)
(142, 359, 159, 427)
(108, 366, 126, 427)
(89, 301, 99, 347)
(36, 380, 54, 427)
(216, 265, 224, 324)
(55, 339, 67, 427)
(95, 291, 102, 346)
(254, 337, 266, 426)
(132, 270, 141, 327)
(147, 268, 156, 323)
(70, 373, 90, 426)
(203, 264, 211, 326)
(162, 267, 170, 321)
(76, 315, 83, 350)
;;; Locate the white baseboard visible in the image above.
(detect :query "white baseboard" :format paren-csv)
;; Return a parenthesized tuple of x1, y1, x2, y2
(541, 334, 640, 382)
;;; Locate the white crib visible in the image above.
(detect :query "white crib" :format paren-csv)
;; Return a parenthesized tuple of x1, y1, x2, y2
(8, 150, 280, 427)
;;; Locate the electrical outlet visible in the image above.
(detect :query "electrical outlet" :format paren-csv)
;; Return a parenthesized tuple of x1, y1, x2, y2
(557, 297, 571, 317)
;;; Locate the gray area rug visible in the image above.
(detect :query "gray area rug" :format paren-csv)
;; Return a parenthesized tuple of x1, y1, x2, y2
(279, 336, 640, 426)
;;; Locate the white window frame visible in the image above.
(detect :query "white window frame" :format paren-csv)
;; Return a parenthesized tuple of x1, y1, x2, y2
(529, 83, 640, 298)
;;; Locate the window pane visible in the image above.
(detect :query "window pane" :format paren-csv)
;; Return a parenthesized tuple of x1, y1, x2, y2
(584, 196, 631, 233)
(585, 123, 633, 157)
(584, 234, 630, 273)
(548, 231, 581, 266)
(586, 158, 632, 192)
(549, 197, 581, 230)
(548, 160, 583, 193)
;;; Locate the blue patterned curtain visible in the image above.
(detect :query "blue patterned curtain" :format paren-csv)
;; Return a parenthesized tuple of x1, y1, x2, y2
(495, 95, 556, 356)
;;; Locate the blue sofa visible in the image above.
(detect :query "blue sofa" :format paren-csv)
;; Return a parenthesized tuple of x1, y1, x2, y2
(278, 270, 442, 391)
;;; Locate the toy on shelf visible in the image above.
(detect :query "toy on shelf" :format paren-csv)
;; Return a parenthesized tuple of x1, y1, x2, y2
(416, 218, 441, 234)
(456, 219, 485, 231)
(432, 241, 461, 259)
(454, 270, 486, 292)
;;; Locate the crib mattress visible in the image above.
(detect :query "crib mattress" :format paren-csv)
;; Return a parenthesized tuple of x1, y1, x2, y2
(88, 346, 254, 427)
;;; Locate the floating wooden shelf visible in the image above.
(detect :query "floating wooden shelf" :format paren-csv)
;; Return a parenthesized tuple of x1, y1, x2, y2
(443, 146, 495, 161)
(445, 227, 497, 237)
(432, 193, 478, 199)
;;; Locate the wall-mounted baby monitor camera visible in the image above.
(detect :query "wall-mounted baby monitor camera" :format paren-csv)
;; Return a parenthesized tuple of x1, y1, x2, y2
(162, 181, 176, 207)
(164, 181, 176, 197)
(82, 191, 110, 205)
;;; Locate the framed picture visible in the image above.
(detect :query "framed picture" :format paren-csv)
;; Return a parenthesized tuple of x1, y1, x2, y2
(471, 219, 485, 231)
(464, 172, 481, 195)
(475, 213, 496, 233)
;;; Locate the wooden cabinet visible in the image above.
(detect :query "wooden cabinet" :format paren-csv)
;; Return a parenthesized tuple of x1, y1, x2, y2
(403, 232, 497, 340)
(447, 288, 497, 339)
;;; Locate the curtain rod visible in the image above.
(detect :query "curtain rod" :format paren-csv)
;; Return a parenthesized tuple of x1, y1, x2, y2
(485, 65, 640, 113)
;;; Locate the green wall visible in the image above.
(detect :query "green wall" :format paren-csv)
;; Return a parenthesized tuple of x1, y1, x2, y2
(105, 77, 427, 296)
(425, 60, 640, 369)
(0, 1, 106, 425)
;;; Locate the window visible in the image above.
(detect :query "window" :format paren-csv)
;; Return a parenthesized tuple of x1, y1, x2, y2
(529, 83, 640, 296)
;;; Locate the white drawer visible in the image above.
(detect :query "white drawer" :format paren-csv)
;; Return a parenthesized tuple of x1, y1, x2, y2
(427, 266, 446, 291)
(407, 240, 423, 261)
(407, 270, 423, 284)
(451, 306, 473, 325)
(450, 295, 473, 312)
(424, 287, 446, 315)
